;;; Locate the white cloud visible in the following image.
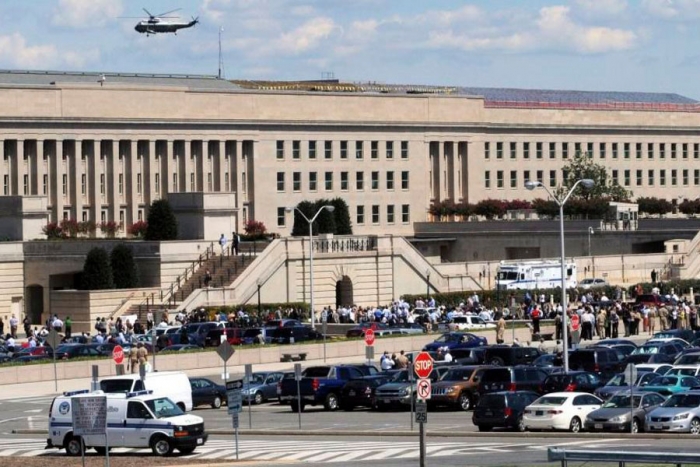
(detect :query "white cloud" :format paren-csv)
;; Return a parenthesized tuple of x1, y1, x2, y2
(642, 0, 700, 20)
(0, 33, 96, 68)
(53, 0, 124, 28)
(575, 0, 628, 15)
(276, 17, 337, 54)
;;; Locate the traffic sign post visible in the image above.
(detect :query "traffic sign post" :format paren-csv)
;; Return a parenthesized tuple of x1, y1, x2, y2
(415, 400, 427, 424)
(322, 313, 328, 363)
(365, 345, 374, 366)
(409, 365, 414, 431)
(245, 363, 253, 429)
(217, 340, 235, 381)
(294, 363, 302, 430)
(72, 395, 108, 467)
(570, 313, 581, 347)
(417, 400, 427, 467)
(364, 328, 375, 346)
(226, 379, 243, 461)
(414, 352, 434, 379)
(626, 363, 638, 435)
(47, 329, 60, 392)
(417, 378, 432, 401)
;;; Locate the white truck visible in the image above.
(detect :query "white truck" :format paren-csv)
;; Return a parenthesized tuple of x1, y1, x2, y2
(495, 260, 577, 290)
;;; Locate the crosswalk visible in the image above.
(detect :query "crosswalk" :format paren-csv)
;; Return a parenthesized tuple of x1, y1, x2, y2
(0, 437, 637, 463)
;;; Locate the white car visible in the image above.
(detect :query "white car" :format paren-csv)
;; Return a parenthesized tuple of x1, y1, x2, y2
(523, 392, 603, 433)
(450, 315, 496, 331)
(579, 278, 608, 289)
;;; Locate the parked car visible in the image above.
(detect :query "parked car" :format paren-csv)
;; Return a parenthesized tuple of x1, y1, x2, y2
(52, 344, 102, 359)
(267, 326, 324, 344)
(652, 330, 695, 344)
(594, 343, 637, 360)
(242, 372, 285, 405)
(451, 348, 487, 365)
(585, 390, 666, 433)
(483, 346, 542, 367)
(541, 371, 604, 394)
(635, 294, 667, 307)
(477, 366, 549, 399)
(160, 344, 201, 353)
(636, 363, 673, 374)
(375, 367, 449, 409)
(523, 392, 603, 433)
(639, 375, 700, 397)
(533, 354, 563, 370)
(665, 365, 700, 378)
(594, 372, 658, 400)
(597, 339, 637, 348)
(422, 332, 488, 352)
(568, 348, 624, 380)
(340, 373, 395, 411)
(184, 322, 226, 347)
(579, 278, 608, 289)
(189, 377, 227, 409)
(674, 352, 700, 366)
(645, 391, 700, 434)
(430, 365, 496, 411)
(265, 319, 303, 329)
(628, 341, 686, 364)
(449, 315, 496, 331)
(472, 391, 540, 432)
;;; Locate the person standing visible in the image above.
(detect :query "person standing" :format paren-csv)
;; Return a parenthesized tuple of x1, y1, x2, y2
(146, 310, 154, 331)
(395, 350, 409, 369)
(219, 233, 228, 255)
(531, 306, 541, 335)
(651, 269, 657, 284)
(22, 316, 31, 338)
(137, 342, 149, 373)
(9, 314, 18, 339)
(127, 345, 139, 374)
(0, 317, 4, 337)
(232, 231, 240, 255)
(65, 316, 72, 339)
(496, 314, 506, 344)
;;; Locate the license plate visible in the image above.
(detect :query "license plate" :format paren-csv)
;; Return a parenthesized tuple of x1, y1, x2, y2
(197, 438, 203, 445)
(349, 390, 356, 396)
(536, 411, 543, 416)
(663, 426, 670, 430)
(595, 423, 603, 429)
(484, 411, 493, 416)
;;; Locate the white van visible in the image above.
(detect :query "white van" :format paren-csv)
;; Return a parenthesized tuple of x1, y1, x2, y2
(47, 389, 207, 456)
(99, 371, 193, 412)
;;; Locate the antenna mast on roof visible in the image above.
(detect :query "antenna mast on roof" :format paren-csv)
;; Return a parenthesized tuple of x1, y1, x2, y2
(218, 26, 225, 80)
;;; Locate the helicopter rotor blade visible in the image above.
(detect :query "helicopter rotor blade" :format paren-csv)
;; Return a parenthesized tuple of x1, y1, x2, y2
(143, 8, 154, 18)
(154, 8, 181, 18)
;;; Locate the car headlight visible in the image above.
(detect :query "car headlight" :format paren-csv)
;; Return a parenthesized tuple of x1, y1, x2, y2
(403, 387, 412, 394)
(609, 415, 626, 423)
(673, 413, 690, 421)
(447, 387, 457, 393)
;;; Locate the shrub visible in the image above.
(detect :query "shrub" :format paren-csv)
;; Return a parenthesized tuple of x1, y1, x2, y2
(81, 247, 114, 290)
(77, 220, 96, 237)
(145, 199, 178, 241)
(110, 244, 139, 289)
(474, 199, 507, 220)
(100, 221, 120, 238)
(244, 220, 267, 237)
(637, 197, 673, 217)
(42, 222, 64, 239)
(330, 197, 353, 235)
(128, 220, 148, 238)
(59, 219, 80, 238)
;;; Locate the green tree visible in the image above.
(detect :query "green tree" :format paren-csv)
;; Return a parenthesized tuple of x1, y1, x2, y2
(637, 197, 673, 217)
(110, 244, 139, 289)
(560, 152, 632, 202)
(81, 247, 114, 290)
(330, 198, 352, 235)
(145, 199, 178, 241)
(314, 199, 336, 234)
(291, 200, 336, 236)
(474, 199, 507, 220)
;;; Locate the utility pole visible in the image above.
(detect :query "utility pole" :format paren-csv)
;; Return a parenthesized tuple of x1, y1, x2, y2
(218, 27, 224, 79)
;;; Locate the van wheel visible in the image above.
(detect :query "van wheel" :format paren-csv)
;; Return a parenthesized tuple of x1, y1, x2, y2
(151, 435, 174, 456)
(64, 436, 82, 456)
(211, 396, 222, 409)
(179, 446, 196, 455)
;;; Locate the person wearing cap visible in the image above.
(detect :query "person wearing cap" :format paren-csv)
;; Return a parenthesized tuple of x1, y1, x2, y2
(136, 341, 149, 373)
(127, 344, 139, 374)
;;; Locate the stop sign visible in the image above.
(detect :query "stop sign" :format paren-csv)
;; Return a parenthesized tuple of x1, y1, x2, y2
(113, 345, 125, 365)
(414, 351, 434, 379)
(570, 313, 581, 332)
(364, 329, 375, 346)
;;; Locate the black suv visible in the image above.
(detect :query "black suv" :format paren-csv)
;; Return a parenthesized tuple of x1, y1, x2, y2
(451, 348, 487, 365)
(568, 348, 624, 380)
(483, 346, 542, 366)
(477, 366, 549, 398)
(541, 371, 604, 394)
(472, 391, 540, 432)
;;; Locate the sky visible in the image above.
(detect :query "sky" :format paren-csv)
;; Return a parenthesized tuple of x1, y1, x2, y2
(4, 0, 700, 98)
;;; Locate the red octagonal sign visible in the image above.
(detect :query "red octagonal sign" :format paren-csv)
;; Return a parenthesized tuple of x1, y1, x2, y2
(113, 345, 125, 365)
(570, 313, 581, 332)
(364, 329, 375, 346)
(414, 352, 434, 379)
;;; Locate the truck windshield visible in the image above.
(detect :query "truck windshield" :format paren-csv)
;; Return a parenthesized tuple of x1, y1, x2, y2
(497, 272, 518, 281)
(144, 398, 183, 419)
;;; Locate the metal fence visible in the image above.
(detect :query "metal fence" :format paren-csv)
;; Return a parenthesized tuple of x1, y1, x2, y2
(548, 448, 700, 467)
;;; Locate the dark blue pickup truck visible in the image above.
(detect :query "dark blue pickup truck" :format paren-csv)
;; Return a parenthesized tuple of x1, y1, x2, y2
(279, 364, 378, 412)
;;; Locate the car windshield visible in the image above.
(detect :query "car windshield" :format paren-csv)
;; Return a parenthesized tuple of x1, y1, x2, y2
(663, 394, 700, 408)
(605, 374, 627, 386)
(392, 370, 410, 383)
(144, 397, 183, 419)
(603, 395, 641, 408)
(633, 345, 660, 355)
(443, 369, 473, 381)
(649, 376, 678, 386)
(667, 368, 697, 377)
(434, 334, 457, 343)
(580, 279, 594, 284)
(245, 374, 266, 385)
(676, 355, 700, 364)
(653, 332, 676, 339)
(534, 396, 567, 406)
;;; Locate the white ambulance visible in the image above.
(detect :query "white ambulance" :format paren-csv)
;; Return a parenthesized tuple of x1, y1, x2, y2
(47, 389, 208, 457)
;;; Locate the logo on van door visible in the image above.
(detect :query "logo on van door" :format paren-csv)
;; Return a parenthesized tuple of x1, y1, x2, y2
(58, 402, 70, 415)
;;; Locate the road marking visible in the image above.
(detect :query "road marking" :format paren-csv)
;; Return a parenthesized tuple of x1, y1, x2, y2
(0, 417, 29, 425)
(23, 410, 42, 413)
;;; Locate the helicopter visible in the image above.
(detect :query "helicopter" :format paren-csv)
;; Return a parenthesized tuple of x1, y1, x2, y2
(126, 8, 199, 36)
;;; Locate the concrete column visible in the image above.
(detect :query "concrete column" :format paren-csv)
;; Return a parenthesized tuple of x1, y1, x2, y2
(438, 141, 446, 201)
(71, 140, 83, 221)
(87, 140, 98, 227)
(36, 140, 44, 197)
(147, 139, 157, 203)
(450, 142, 459, 202)
(127, 140, 139, 226)
(182, 140, 192, 192)
(165, 140, 174, 194)
(110, 140, 120, 223)
(217, 140, 226, 192)
(198, 140, 206, 192)
(53, 140, 64, 221)
(236, 140, 244, 202)
(15, 140, 24, 196)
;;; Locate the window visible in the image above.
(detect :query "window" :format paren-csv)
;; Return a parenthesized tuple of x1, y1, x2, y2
(524, 170, 531, 184)
(660, 169, 666, 186)
(309, 172, 317, 191)
(208, 172, 213, 191)
(23, 174, 28, 195)
(292, 141, 300, 160)
(155, 173, 160, 193)
(536, 142, 543, 159)
(81, 173, 86, 195)
(355, 141, 363, 159)
(695, 170, 699, 186)
(648, 169, 654, 186)
(371, 205, 379, 224)
(683, 143, 688, 159)
(536, 170, 544, 183)
(117, 173, 123, 194)
(636, 143, 642, 159)
(600, 142, 606, 158)
(612, 170, 618, 185)
(660, 143, 666, 159)
(137, 173, 143, 194)
(325, 171, 333, 190)
(340, 171, 348, 190)
(401, 141, 409, 159)
(62, 174, 67, 195)
(324, 141, 332, 159)
(636, 169, 643, 186)
(671, 143, 677, 159)
(119, 210, 125, 227)
(371, 141, 378, 159)
(695, 144, 699, 159)
(401, 171, 409, 190)
(308, 141, 317, 159)
(190, 172, 195, 191)
(523, 142, 530, 159)
(277, 207, 286, 227)
(496, 142, 503, 159)
(401, 204, 410, 223)
(510, 170, 517, 188)
(43, 174, 48, 195)
(624, 170, 631, 186)
(624, 143, 630, 159)
(340, 141, 348, 159)
(276, 172, 285, 191)
(371, 171, 379, 190)
(485, 170, 491, 189)
(587, 142, 593, 155)
(386, 171, 394, 190)
(292, 172, 301, 191)
(276, 140, 284, 159)
(496, 170, 504, 188)
(612, 143, 618, 159)
(356, 205, 365, 224)
(562, 142, 569, 159)
(484, 142, 490, 159)
(138, 210, 143, 221)
(575, 142, 582, 155)
(82, 210, 88, 222)
(549, 170, 556, 187)
(100, 174, 105, 194)
(510, 142, 516, 159)
(648, 143, 654, 159)
(387, 205, 395, 224)
(683, 169, 689, 186)
(386, 141, 394, 159)
(671, 169, 677, 186)
(549, 142, 556, 159)
(101, 210, 106, 223)
(356, 171, 364, 190)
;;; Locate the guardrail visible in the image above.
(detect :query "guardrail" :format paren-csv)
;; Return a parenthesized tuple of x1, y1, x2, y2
(548, 448, 700, 467)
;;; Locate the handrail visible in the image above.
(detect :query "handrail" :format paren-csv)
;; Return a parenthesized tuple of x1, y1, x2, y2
(548, 448, 700, 466)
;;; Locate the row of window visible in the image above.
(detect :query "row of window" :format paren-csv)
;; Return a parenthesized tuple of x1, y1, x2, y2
(277, 204, 411, 227)
(484, 141, 700, 160)
(276, 171, 410, 192)
(276, 140, 410, 160)
(484, 168, 700, 189)
(60, 209, 145, 225)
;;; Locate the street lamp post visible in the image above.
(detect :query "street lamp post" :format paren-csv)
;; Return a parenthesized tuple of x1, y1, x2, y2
(426, 270, 431, 299)
(257, 280, 262, 317)
(588, 226, 594, 257)
(526, 178, 595, 373)
(286, 205, 335, 328)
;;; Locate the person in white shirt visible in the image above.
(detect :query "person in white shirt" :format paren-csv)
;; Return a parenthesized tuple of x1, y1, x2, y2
(95, 333, 104, 344)
(380, 351, 395, 371)
(443, 348, 453, 363)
